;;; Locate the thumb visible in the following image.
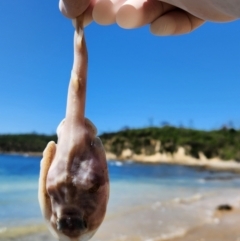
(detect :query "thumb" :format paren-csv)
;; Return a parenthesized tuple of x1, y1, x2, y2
(59, 0, 91, 18)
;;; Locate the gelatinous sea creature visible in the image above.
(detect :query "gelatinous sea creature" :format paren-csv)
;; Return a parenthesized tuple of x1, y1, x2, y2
(38, 16, 109, 241)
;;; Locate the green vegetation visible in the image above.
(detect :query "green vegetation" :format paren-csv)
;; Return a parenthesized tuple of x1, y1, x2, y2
(100, 126, 240, 161)
(0, 126, 240, 161)
(0, 133, 57, 153)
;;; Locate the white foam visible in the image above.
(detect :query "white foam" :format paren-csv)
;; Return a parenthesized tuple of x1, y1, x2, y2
(115, 161, 123, 167)
(151, 201, 162, 210)
(197, 178, 206, 184)
(0, 227, 7, 233)
(172, 193, 203, 204)
(145, 228, 187, 241)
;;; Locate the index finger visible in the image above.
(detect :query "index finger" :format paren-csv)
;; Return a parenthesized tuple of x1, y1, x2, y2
(59, 0, 91, 18)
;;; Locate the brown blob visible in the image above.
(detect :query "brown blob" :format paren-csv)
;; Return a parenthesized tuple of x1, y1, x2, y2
(217, 204, 233, 211)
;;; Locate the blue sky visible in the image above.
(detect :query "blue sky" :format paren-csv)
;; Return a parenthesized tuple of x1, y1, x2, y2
(0, 0, 239, 134)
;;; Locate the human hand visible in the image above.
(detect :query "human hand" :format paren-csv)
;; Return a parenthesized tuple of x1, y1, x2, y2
(59, 0, 205, 35)
(59, 0, 238, 36)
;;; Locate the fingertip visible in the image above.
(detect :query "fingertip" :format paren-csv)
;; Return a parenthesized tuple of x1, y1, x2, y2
(83, 5, 94, 26)
(83, 14, 93, 27)
(59, 1, 69, 18)
(64, 0, 93, 27)
(116, 0, 169, 29)
(59, 0, 90, 19)
(116, 4, 140, 28)
(92, 0, 115, 25)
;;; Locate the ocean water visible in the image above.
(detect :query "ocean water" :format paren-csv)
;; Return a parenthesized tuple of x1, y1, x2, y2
(0, 154, 240, 240)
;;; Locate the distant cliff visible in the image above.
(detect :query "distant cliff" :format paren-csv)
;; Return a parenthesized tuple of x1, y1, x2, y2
(0, 126, 240, 162)
(100, 126, 240, 162)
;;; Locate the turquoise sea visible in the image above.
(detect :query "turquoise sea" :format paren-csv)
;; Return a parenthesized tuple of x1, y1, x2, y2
(1, 154, 240, 240)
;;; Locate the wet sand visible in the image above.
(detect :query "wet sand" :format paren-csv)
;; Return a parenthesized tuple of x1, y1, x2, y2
(1, 189, 240, 241)
(168, 209, 240, 241)
(1, 210, 240, 241)
(0, 225, 51, 241)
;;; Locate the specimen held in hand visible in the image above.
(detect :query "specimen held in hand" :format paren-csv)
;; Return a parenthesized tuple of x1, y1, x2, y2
(38, 15, 109, 241)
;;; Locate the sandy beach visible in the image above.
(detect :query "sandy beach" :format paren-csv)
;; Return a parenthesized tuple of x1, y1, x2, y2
(1, 189, 240, 241)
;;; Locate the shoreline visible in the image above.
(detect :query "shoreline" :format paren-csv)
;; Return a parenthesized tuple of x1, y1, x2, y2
(1, 149, 240, 172)
(106, 147, 240, 173)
